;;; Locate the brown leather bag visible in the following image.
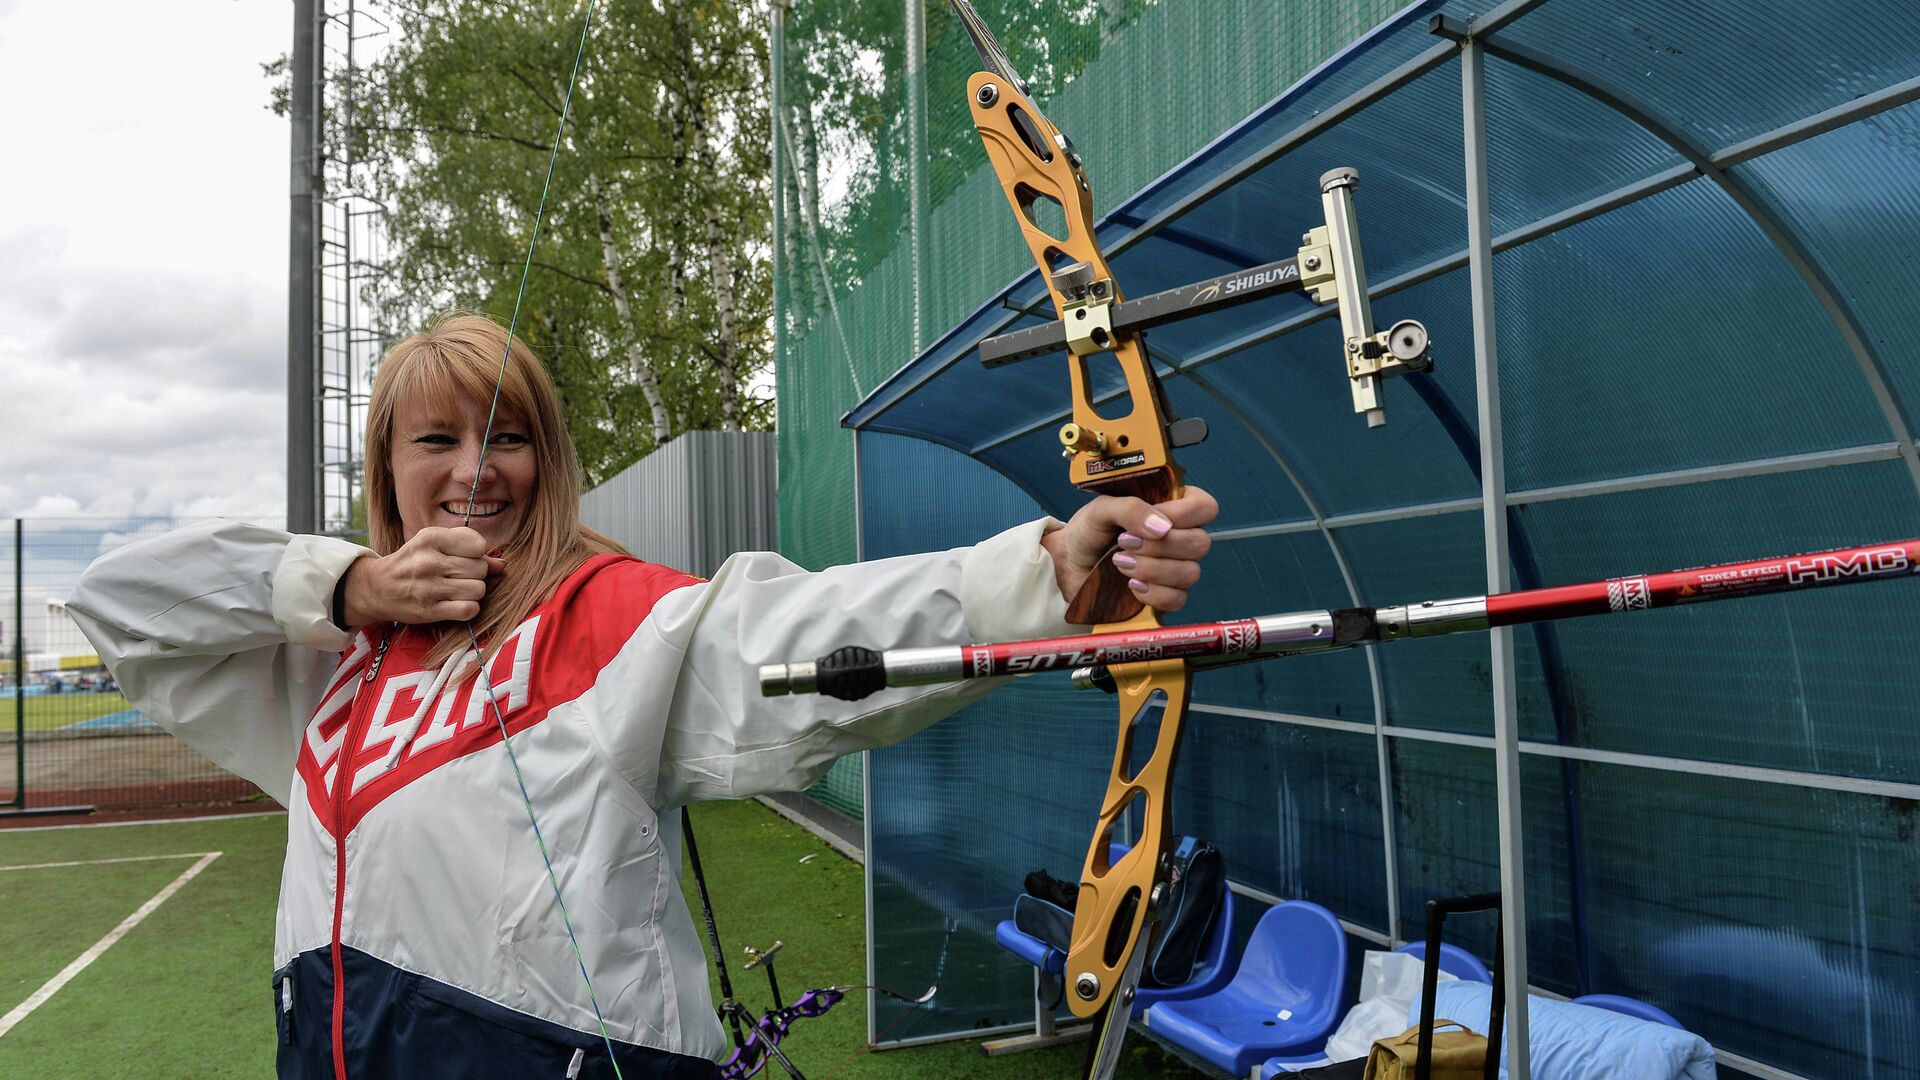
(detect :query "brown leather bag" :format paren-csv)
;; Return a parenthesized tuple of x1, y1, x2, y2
(1361, 1019, 1489, 1080)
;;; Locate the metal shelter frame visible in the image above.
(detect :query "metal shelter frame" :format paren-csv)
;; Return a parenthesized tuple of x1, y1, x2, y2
(838, 2, 1920, 1077)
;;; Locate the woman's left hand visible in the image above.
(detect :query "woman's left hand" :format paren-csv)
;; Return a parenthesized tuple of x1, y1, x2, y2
(1039, 486, 1219, 615)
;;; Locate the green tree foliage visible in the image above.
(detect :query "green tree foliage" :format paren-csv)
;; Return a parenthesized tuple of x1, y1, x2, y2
(775, 0, 1148, 305)
(288, 0, 776, 485)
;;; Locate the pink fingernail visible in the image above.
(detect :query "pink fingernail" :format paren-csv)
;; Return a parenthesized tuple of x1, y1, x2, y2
(1144, 513, 1172, 538)
(1112, 552, 1139, 572)
(1117, 532, 1145, 551)
(1128, 578, 1151, 595)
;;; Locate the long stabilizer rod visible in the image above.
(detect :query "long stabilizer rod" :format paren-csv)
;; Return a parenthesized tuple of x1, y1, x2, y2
(760, 537, 1920, 700)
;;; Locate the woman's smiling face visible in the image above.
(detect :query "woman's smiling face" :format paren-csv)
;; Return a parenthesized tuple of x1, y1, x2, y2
(389, 388, 537, 548)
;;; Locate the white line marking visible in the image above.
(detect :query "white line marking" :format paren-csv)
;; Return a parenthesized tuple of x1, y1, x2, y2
(0, 850, 223, 1038)
(0, 810, 286, 833)
(0, 852, 216, 873)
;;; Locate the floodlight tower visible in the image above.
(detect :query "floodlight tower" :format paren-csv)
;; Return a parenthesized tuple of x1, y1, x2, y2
(290, 0, 393, 540)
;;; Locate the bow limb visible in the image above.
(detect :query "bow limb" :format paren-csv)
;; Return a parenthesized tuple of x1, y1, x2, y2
(1069, 646, 1191, 1020)
(955, 12, 1195, 1028)
(963, 68, 1186, 519)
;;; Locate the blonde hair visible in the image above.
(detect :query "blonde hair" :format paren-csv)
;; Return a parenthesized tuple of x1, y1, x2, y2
(364, 311, 624, 671)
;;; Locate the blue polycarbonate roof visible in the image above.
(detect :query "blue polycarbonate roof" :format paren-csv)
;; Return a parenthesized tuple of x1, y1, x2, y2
(848, 0, 1920, 536)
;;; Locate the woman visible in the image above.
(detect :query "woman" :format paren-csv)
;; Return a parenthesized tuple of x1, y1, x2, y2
(67, 311, 1216, 1079)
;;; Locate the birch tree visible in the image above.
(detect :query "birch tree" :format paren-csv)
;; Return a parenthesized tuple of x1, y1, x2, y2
(324, 0, 772, 482)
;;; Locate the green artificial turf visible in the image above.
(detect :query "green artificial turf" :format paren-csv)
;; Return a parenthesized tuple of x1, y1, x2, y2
(0, 801, 1207, 1079)
(678, 798, 1208, 1079)
(0, 813, 286, 1078)
(1, 691, 140, 733)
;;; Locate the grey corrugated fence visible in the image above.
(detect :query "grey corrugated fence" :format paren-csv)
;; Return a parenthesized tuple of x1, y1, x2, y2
(580, 431, 777, 578)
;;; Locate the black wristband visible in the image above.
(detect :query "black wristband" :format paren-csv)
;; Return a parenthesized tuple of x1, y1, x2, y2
(332, 575, 351, 630)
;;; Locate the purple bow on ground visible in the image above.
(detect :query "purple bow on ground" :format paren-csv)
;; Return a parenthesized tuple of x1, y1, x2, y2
(712, 988, 847, 1080)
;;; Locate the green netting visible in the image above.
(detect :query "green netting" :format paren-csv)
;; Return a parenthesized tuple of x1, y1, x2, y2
(773, 0, 1409, 571)
(806, 755, 864, 819)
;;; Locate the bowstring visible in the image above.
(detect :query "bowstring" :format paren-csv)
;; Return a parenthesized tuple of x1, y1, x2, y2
(459, 3, 623, 1076)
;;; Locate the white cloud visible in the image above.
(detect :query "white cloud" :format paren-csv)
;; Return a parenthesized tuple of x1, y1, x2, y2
(0, 0, 290, 520)
(23, 495, 81, 517)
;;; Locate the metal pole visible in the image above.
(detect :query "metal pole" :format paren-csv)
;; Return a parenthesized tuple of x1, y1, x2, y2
(1463, 37, 1530, 1078)
(1, 519, 91, 820)
(341, 0, 357, 537)
(769, 0, 787, 396)
(904, 0, 929, 352)
(12, 519, 23, 809)
(853, 430, 877, 1049)
(288, 0, 322, 534)
(1370, 643, 1402, 945)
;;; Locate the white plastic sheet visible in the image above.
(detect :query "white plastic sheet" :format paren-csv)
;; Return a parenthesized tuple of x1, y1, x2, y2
(1319, 950, 1460, 1063)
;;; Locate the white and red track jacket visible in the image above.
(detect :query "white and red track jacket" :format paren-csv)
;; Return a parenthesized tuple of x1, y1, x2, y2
(67, 519, 1070, 1079)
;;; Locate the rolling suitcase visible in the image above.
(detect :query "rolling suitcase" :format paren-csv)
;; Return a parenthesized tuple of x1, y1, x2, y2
(1402, 892, 1505, 1080)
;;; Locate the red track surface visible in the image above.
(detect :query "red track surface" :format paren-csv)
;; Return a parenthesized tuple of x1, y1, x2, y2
(0, 779, 275, 828)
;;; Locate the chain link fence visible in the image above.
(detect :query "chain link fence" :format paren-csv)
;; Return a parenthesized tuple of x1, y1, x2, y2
(1, 517, 278, 818)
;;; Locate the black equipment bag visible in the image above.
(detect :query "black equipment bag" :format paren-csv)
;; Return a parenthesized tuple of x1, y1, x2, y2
(1142, 836, 1226, 988)
(1014, 836, 1226, 990)
(1012, 892, 1074, 953)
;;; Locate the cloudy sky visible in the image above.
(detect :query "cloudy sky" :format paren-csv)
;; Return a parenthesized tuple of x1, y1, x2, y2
(0, 0, 291, 522)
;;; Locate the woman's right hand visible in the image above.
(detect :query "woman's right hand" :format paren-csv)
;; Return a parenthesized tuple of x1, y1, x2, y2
(340, 527, 507, 626)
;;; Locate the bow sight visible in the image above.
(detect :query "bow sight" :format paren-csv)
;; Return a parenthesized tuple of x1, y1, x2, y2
(980, 165, 1434, 431)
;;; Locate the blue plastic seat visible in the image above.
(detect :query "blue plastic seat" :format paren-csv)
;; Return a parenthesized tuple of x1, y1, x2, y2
(1395, 939, 1493, 984)
(995, 914, 1064, 972)
(1260, 941, 1495, 1076)
(1259, 1047, 1339, 1077)
(1573, 993, 1684, 1030)
(1145, 899, 1349, 1076)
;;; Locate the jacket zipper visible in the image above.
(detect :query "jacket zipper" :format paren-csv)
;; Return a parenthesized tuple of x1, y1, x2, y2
(362, 632, 392, 684)
(330, 628, 392, 1080)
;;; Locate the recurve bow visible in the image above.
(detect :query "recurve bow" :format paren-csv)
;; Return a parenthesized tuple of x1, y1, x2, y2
(946, 3, 1428, 1072)
(943, 3, 1198, 1069)
(765, 4, 1427, 1073)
